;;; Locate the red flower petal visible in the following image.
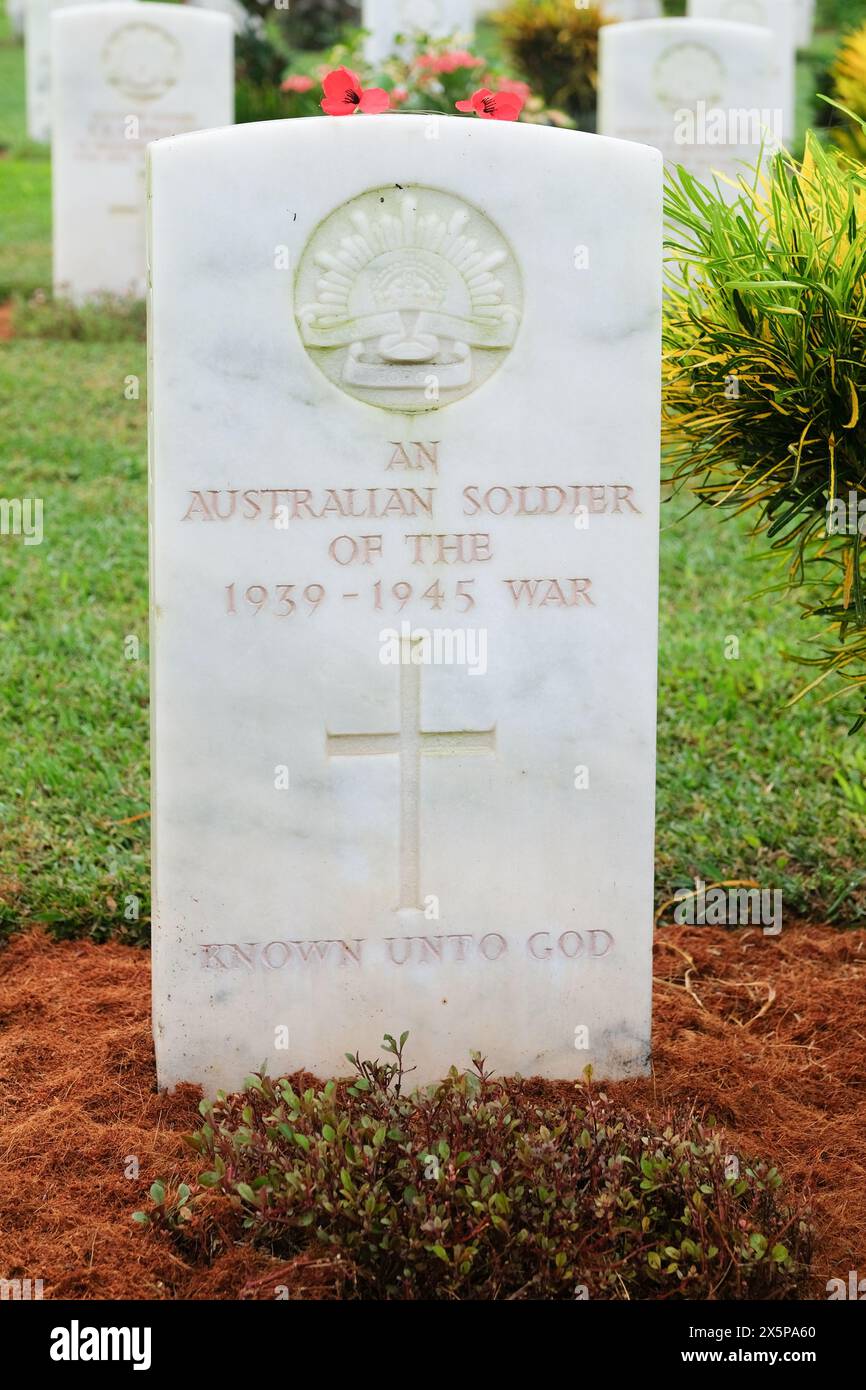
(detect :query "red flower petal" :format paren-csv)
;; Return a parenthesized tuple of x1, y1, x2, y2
(488, 92, 524, 121)
(321, 97, 357, 115)
(358, 86, 391, 114)
(455, 98, 476, 112)
(321, 66, 363, 114)
(322, 66, 361, 99)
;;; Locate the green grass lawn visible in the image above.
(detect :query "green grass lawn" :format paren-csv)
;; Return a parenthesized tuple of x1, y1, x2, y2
(1, 5, 865, 940)
(0, 341, 150, 941)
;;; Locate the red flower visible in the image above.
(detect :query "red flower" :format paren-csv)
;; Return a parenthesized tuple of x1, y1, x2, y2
(455, 87, 525, 121)
(321, 67, 390, 116)
(281, 74, 314, 94)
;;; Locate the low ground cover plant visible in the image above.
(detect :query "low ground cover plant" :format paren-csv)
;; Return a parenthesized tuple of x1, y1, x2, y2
(137, 1036, 810, 1300)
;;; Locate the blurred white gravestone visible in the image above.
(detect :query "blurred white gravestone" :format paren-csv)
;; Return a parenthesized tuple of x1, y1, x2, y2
(148, 115, 662, 1093)
(687, 0, 795, 139)
(601, 0, 662, 20)
(52, 3, 233, 302)
(26, 0, 127, 143)
(8, 0, 25, 39)
(599, 19, 785, 192)
(794, 0, 813, 46)
(363, 0, 475, 64)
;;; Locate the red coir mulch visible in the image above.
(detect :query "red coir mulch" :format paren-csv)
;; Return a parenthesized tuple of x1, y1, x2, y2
(0, 925, 864, 1299)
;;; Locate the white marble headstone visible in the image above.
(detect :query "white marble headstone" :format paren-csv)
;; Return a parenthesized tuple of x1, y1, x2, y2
(52, 3, 233, 302)
(8, 0, 26, 39)
(363, 0, 475, 65)
(687, 0, 795, 139)
(601, 0, 662, 21)
(794, 0, 813, 47)
(599, 19, 785, 192)
(148, 115, 662, 1094)
(26, 0, 127, 143)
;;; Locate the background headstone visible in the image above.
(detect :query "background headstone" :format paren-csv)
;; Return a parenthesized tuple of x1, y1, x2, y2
(52, 3, 234, 302)
(794, 0, 814, 46)
(600, 1, 663, 21)
(8, 0, 25, 39)
(362, 0, 475, 64)
(148, 114, 662, 1093)
(26, 0, 127, 143)
(687, 0, 795, 139)
(599, 19, 785, 193)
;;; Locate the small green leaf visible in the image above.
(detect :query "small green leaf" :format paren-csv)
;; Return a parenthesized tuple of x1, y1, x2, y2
(149, 1181, 165, 1205)
(322, 1124, 336, 1142)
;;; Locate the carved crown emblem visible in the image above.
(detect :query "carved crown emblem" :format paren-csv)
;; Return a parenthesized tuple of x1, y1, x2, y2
(295, 187, 522, 412)
(653, 43, 726, 108)
(101, 23, 182, 103)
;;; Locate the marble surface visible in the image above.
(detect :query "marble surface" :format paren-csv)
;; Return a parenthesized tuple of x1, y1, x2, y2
(52, 3, 233, 302)
(148, 114, 662, 1093)
(362, 0, 475, 64)
(687, 0, 795, 139)
(599, 18, 785, 193)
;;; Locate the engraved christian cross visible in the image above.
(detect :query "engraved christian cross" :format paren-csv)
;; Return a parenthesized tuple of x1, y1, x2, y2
(326, 646, 496, 914)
